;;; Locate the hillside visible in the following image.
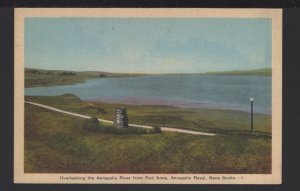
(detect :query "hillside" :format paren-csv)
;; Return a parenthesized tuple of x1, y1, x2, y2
(25, 68, 146, 88)
(205, 68, 271, 76)
(24, 94, 271, 173)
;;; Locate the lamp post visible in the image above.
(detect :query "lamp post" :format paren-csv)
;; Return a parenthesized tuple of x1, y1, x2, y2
(250, 98, 254, 133)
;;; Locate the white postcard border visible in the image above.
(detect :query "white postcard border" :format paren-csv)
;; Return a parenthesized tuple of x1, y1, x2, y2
(14, 8, 282, 184)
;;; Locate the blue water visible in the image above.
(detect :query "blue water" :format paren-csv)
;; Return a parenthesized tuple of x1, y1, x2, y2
(25, 75, 271, 114)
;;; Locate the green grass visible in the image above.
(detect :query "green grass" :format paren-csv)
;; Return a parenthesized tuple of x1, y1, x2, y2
(25, 103, 271, 173)
(26, 94, 271, 135)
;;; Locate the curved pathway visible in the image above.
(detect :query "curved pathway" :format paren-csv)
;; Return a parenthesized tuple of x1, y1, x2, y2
(25, 101, 217, 136)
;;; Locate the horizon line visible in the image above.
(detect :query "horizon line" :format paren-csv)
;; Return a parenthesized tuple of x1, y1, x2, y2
(25, 67, 272, 75)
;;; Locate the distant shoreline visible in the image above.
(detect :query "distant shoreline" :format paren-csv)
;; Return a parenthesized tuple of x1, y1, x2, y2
(204, 68, 271, 76)
(25, 67, 271, 88)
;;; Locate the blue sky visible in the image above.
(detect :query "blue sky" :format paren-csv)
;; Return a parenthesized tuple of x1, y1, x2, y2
(25, 18, 271, 74)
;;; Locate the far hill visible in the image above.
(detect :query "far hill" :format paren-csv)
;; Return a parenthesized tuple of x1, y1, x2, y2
(205, 68, 271, 76)
(25, 68, 147, 88)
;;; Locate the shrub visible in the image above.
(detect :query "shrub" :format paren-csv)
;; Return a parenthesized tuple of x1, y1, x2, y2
(82, 117, 100, 130)
(151, 126, 162, 133)
(96, 125, 149, 135)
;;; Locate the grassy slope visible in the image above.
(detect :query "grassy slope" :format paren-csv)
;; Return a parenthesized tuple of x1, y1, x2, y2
(205, 68, 272, 76)
(26, 94, 271, 134)
(25, 103, 271, 173)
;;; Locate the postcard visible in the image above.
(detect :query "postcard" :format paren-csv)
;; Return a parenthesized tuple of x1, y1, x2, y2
(14, 8, 282, 184)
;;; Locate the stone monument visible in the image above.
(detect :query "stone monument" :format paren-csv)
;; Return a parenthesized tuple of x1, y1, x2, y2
(113, 108, 128, 128)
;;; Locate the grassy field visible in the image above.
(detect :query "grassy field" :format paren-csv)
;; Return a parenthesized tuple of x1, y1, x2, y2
(25, 104, 271, 173)
(25, 103, 271, 173)
(26, 94, 271, 135)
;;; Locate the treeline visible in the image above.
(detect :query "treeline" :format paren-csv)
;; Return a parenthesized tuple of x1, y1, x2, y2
(60, 72, 76, 76)
(26, 69, 76, 76)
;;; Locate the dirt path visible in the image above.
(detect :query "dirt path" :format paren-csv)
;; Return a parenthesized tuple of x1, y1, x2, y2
(25, 101, 217, 136)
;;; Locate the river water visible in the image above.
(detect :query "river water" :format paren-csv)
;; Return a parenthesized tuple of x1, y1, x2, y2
(25, 75, 271, 114)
